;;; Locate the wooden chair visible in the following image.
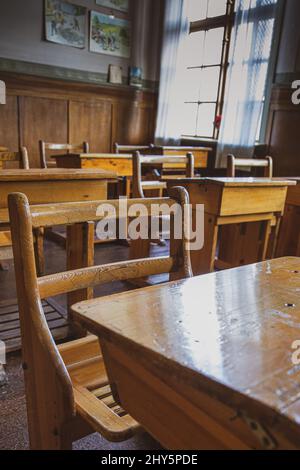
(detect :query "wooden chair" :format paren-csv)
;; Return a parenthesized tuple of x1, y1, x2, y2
(39, 141, 89, 169)
(132, 151, 194, 198)
(227, 154, 273, 178)
(0, 147, 30, 269)
(0, 147, 29, 169)
(8, 188, 192, 449)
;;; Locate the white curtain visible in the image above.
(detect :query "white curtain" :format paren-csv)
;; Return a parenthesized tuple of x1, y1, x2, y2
(216, 0, 278, 166)
(155, 0, 189, 145)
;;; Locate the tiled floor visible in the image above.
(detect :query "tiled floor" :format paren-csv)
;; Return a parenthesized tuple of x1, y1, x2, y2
(0, 239, 166, 450)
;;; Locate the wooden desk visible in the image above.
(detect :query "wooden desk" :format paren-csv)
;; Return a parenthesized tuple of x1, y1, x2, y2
(156, 146, 211, 170)
(72, 257, 300, 450)
(0, 169, 116, 207)
(165, 177, 295, 275)
(0, 169, 117, 349)
(276, 178, 300, 257)
(53, 151, 210, 174)
(54, 153, 211, 197)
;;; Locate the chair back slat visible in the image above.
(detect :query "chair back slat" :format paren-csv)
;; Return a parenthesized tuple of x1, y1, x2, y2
(39, 141, 89, 168)
(132, 151, 194, 198)
(227, 154, 273, 178)
(29, 197, 176, 228)
(114, 143, 151, 154)
(38, 257, 174, 299)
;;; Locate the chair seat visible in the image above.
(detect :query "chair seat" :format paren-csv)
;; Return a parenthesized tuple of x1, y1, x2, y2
(58, 336, 140, 442)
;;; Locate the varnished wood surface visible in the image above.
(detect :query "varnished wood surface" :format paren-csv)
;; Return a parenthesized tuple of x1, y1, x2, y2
(0, 168, 117, 181)
(163, 177, 296, 187)
(53, 152, 208, 175)
(72, 257, 300, 448)
(162, 177, 294, 274)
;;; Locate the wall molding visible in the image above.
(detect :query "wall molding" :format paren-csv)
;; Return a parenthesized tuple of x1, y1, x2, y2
(0, 57, 158, 93)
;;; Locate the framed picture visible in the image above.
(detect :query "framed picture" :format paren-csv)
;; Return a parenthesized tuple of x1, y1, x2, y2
(95, 0, 129, 13)
(45, 0, 87, 49)
(129, 67, 142, 88)
(90, 12, 131, 58)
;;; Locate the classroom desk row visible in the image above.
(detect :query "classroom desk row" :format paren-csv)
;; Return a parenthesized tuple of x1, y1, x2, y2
(0, 171, 297, 277)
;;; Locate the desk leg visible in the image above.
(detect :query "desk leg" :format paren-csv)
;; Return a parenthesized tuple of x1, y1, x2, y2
(67, 221, 94, 337)
(191, 213, 218, 275)
(258, 219, 272, 261)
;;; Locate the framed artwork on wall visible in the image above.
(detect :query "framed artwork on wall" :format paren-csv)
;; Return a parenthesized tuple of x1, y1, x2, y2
(90, 11, 131, 58)
(45, 0, 87, 49)
(95, 0, 129, 13)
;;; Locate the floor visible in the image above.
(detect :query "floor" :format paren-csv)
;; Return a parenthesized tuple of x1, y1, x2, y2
(0, 238, 166, 450)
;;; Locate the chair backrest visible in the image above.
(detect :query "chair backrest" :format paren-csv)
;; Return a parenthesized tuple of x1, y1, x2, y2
(132, 151, 195, 198)
(8, 189, 192, 444)
(114, 143, 152, 154)
(0, 147, 29, 169)
(227, 154, 273, 178)
(39, 141, 89, 168)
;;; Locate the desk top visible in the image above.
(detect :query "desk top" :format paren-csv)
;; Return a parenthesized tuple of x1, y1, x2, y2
(165, 177, 296, 187)
(53, 153, 133, 160)
(0, 168, 117, 181)
(72, 257, 300, 433)
(273, 177, 300, 184)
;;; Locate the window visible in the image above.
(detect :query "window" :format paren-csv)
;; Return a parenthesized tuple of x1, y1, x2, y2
(182, 0, 235, 139)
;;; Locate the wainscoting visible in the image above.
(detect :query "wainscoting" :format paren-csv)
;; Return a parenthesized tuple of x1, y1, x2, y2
(266, 84, 300, 176)
(0, 72, 157, 168)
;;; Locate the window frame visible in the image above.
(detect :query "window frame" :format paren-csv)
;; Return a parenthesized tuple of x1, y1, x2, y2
(183, 0, 236, 140)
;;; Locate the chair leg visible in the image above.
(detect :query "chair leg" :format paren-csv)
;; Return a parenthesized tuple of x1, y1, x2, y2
(34, 228, 45, 276)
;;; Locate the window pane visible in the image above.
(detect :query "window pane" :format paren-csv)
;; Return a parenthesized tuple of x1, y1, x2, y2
(188, 0, 227, 21)
(203, 28, 224, 65)
(199, 66, 220, 102)
(186, 31, 205, 67)
(185, 68, 202, 102)
(197, 103, 216, 137)
(188, 0, 209, 21)
(207, 0, 227, 17)
(181, 103, 198, 136)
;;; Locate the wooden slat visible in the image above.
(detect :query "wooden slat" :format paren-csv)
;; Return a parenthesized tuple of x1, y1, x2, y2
(30, 197, 176, 228)
(0, 298, 69, 353)
(38, 257, 174, 299)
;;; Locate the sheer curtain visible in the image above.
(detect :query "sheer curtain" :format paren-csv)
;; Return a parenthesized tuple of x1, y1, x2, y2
(216, 0, 278, 166)
(155, 0, 189, 145)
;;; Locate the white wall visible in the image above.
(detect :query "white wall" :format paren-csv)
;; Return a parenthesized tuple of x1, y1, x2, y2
(0, 0, 163, 81)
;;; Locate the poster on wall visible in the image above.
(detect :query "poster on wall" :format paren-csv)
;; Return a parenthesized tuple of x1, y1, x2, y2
(95, 0, 129, 13)
(90, 11, 131, 58)
(45, 0, 86, 49)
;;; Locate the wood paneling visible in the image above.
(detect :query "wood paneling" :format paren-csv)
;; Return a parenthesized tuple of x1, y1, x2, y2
(19, 96, 68, 168)
(0, 95, 19, 151)
(113, 101, 154, 145)
(69, 101, 112, 153)
(266, 85, 300, 176)
(0, 72, 157, 168)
